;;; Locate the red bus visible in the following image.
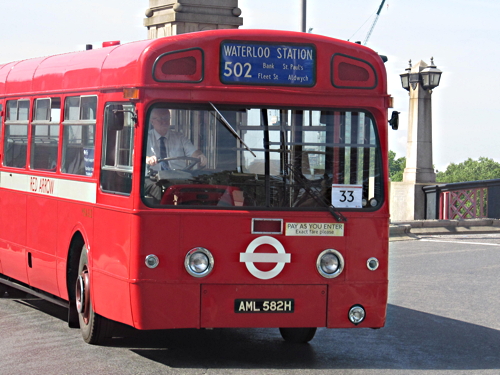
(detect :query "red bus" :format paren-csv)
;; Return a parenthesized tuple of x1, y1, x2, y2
(0, 29, 390, 344)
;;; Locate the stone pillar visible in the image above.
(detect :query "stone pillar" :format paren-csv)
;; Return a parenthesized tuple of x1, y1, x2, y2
(144, 0, 243, 38)
(403, 60, 436, 184)
(390, 60, 440, 221)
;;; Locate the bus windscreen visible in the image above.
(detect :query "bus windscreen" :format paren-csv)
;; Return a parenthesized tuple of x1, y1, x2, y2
(142, 104, 382, 210)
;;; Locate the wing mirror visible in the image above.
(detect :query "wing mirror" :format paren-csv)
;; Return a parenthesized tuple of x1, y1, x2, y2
(389, 111, 400, 130)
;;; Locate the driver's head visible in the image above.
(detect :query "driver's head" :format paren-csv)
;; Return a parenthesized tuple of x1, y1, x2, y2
(150, 107, 171, 136)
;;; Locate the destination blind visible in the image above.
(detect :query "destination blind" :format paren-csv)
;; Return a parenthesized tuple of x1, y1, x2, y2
(220, 41, 316, 86)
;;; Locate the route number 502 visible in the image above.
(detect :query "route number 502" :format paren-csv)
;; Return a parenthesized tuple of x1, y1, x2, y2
(224, 62, 252, 78)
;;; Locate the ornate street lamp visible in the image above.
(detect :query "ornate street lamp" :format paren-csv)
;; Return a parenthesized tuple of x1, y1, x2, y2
(400, 58, 442, 91)
(420, 58, 442, 91)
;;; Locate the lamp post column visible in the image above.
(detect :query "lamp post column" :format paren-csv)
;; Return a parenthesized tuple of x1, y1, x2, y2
(403, 61, 436, 184)
(300, 0, 307, 32)
(390, 58, 442, 221)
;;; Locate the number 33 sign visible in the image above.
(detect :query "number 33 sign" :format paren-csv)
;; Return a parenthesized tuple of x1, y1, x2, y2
(331, 184, 363, 208)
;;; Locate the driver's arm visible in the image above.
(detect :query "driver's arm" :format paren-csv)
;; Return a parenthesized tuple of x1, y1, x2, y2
(146, 130, 159, 167)
(146, 155, 158, 166)
(191, 149, 207, 167)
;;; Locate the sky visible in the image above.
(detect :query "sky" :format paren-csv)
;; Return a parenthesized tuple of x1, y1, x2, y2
(0, 0, 498, 171)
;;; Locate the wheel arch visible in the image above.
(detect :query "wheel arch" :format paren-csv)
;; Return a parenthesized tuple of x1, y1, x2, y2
(66, 231, 86, 303)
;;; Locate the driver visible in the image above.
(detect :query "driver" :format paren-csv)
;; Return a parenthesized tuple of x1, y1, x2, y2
(146, 107, 207, 170)
(145, 107, 207, 201)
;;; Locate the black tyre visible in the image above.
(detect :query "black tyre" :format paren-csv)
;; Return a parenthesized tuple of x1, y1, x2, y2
(279, 327, 317, 343)
(76, 246, 112, 344)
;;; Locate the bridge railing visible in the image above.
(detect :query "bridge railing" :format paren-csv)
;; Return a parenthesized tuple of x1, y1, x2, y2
(423, 179, 500, 220)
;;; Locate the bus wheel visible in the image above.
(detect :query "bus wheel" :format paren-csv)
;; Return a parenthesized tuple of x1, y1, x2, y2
(76, 246, 112, 344)
(279, 327, 317, 343)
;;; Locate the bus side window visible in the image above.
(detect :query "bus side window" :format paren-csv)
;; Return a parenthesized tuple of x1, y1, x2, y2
(4, 99, 29, 168)
(30, 98, 61, 171)
(100, 103, 135, 195)
(61, 96, 96, 176)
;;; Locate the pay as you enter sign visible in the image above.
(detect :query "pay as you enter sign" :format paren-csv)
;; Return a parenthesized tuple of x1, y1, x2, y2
(331, 184, 363, 208)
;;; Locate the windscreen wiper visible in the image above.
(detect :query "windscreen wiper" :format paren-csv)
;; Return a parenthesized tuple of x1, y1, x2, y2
(285, 163, 347, 222)
(209, 102, 256, 157)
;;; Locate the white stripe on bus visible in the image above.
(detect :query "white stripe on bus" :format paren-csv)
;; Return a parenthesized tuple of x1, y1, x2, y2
(0, 171, 97, 204)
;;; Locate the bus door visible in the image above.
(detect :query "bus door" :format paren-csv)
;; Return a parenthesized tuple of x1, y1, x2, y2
(25, 97, 62, 295)
(0, 99, 30, 284)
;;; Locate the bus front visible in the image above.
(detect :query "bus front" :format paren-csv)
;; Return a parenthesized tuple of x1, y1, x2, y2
(131, 30, 389, 343)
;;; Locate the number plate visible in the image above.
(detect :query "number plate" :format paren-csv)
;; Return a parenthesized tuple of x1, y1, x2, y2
(234, 299, 294, 313)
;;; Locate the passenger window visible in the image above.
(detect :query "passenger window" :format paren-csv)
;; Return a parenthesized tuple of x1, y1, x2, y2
(35, 98, 51, 120)
(30, 98, 61, 171)
(61, 96, 96, 176)
(6, 101, 18, 120)
(4, 99, 30, 168)
(100, 103, 136, 195)
(17, 100, 30, 121)
(64, 97, 81, 121)
(80, 96, 97, 120)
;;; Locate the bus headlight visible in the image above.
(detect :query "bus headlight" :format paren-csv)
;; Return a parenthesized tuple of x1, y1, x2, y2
(185, 247, 214, 277)
(316, 249, 344, 278)
(348, 305, 366, 325)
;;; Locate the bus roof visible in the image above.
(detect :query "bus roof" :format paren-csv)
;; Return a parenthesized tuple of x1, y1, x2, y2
(0, 29, 387, 97)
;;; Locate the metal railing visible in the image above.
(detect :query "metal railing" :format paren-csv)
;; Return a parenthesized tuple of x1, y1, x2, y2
(423, 179, 500, 220)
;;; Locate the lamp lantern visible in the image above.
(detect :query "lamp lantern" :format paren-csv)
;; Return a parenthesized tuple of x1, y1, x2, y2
(399, 60, 411, 91)
(400, 58, 442, 92)
(420, 57, 442, 91)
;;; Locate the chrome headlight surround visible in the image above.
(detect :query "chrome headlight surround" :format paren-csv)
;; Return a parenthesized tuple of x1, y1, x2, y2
(316, 249, 344, 279)
(185, 247, 214, 278)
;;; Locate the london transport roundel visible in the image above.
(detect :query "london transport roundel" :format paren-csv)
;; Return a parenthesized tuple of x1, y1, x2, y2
(239, 236, 291, 280)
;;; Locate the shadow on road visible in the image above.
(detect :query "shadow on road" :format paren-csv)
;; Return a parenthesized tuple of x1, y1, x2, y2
(125, 303, 500, 370)
(4, 293, 499, 371)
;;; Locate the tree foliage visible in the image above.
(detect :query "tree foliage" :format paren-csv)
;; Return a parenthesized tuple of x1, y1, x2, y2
(436, 157, 500, 183)
(389, 150, 406, 182)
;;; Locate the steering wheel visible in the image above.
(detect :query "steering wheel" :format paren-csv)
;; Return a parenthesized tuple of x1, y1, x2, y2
(156, 156, 201, 171)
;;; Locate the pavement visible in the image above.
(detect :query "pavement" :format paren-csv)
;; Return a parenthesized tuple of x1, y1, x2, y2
(389, 218, 500, 241)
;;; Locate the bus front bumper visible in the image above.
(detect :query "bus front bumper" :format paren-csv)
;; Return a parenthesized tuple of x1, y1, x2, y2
(129, 282, 387, 330)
